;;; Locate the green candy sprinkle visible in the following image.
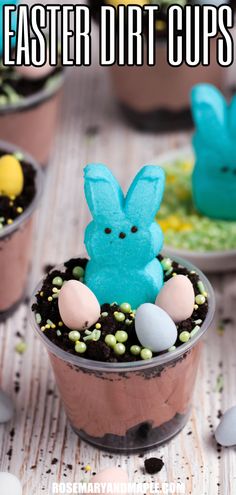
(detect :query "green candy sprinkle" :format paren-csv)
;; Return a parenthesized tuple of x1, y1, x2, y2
(161, 258, 172, 271)
(179, 331, 190, 343)
(15, 341, 27, 354)
(84, 330, 101, 342)
(113, 343, 126, 356)
(115, 330, 128, 343)
(35, 313, 42, 325)
(101, 312, 108, 317)
(195, 294, 206, 305)
(130, 345, 141, 356)
(69, 330, 81, 342)
(105, 334, 116, 348)
(114, 311, 125, 322)
(168, 346, 176, 352)
(119, 303, 131, 314)
(75, 342, 87, 353)
(197, 280, 207, 296)
(72, 266, 85, 280)
(52, 276, 63, 287)
(140, 348, 153, 360)
(56, 330, 62, 336)
(165, 267, 173, 277)
(190, 325, 201, 338)
(125, 319, 133, 326)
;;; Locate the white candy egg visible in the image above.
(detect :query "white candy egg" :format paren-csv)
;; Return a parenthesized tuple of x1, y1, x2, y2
(58, 280, 100, 331)
(89, 468, 128, 495)
(215, 406, 236, 447)
(155, 275, 195, 323)
(0, 390, 14, 423)
(135, 303, 177, 353)
(0, 473, 22, 495)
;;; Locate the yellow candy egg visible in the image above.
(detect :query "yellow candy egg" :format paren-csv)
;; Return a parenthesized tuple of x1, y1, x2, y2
(0, 155, 24, 197)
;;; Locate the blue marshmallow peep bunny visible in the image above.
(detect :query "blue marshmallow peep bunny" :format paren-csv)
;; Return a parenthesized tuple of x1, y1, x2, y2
(84, 164, 165, 308)
(191, 83, 236, 221)
(0, 1, 19, 57)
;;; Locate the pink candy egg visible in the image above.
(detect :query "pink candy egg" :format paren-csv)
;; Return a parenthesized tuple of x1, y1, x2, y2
(89, 468, 129, 495)
(155, 275, 195, 323)
(15, 56, 53, 80)
(58, 280, 100, 331)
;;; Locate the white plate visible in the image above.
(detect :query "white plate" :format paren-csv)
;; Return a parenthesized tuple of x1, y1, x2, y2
(155, 145, 236, 273)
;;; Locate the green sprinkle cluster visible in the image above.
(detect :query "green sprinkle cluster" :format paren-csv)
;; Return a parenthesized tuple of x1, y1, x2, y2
(157, 159, 236, 252)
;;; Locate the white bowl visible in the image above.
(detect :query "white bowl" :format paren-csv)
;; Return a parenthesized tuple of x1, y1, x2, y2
(155, 145, 236, 273)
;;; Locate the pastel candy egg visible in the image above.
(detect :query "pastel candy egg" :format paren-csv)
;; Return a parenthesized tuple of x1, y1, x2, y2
(89, 468, 128, 495)
(155, 275, 195, 323)
(0, 390, 14, 423)
(0, 155, 24, 197)
(15, 52, 54, 80)
(58, 280, 100, 331)
(215, 406, 236, 447)
(0, 473, 22, 495)
(135, 303, 177, 353)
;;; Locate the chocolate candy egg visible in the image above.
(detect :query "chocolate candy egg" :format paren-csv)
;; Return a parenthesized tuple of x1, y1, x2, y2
(215, 406, 236, 446)
(0, 155, 24, 197)
(58, 280, 100, 331)
(135, 303, 177, 353)
(89, 468, 128, 495)
(0, 473, 22, 495)
(155, 275, 195, 323)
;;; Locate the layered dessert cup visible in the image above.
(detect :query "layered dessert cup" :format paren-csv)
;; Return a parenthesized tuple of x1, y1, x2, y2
(0, 141, 42, 319)
(31, 164, 215, 453)
(0, 64, 64, 166)
(89, 0, 230, 131)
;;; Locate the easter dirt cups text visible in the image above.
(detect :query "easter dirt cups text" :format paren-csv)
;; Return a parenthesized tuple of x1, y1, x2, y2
(2, 3, 234, 68)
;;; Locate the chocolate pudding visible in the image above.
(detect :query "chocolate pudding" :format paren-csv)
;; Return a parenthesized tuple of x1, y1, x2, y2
(0, 142, 42, 318)
(31, 256, 215, 452)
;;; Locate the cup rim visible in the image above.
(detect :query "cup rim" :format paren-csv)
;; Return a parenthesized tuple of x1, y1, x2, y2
(0, 69, 65, 115)
(29, 254, 215, 372)
(0, 139, 43, 239)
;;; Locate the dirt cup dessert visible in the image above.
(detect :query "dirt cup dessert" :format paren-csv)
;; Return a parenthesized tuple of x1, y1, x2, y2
(157, 83, 236, 271)
(31, 164, 215, 453)
(0, 141, 42, 319)
(0, 3, 64, 166)
(89, 0, 228, 131)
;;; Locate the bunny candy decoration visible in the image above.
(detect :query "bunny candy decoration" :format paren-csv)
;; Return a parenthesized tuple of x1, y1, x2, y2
(0, 0, 19, 57)
(84, 164, 165, 308)
(191, 83, 236, 221)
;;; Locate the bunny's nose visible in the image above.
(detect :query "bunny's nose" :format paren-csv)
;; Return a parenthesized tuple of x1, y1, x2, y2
(119, 232, 126, 239)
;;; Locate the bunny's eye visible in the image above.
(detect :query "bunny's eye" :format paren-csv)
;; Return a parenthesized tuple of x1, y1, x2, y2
(221, 167, 229, 173)
(104, 228, 112, 234)
(131, 226, 138, 233)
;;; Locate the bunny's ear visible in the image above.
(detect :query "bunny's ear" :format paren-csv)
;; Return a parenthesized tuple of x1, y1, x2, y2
(84, 164, 125, 223)
(124, 165, 165, 226)
(191, 84, 228, 146)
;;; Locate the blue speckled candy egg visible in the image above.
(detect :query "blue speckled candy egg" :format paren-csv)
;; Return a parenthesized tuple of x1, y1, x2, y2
(135, 303, 177, 353)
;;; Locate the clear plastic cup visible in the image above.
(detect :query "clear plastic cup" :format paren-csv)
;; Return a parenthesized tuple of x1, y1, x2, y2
(0, 140, 42, 319)
(0, 72, 65, 166)
(30, 257, 215, 453)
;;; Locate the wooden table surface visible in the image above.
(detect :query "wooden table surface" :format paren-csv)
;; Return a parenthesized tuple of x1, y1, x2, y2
(0, 55, 236, 495)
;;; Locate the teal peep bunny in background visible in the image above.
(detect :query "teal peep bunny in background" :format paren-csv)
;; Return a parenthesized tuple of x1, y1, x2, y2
(0, 0, 19, 57)
(191, 83, 236, 221)
(84, 164, 165, 308)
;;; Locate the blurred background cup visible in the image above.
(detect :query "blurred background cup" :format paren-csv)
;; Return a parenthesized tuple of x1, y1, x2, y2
(89, 0, 235, 132)
(0, 73, 65, 167)
(0, 141, 42, 320)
